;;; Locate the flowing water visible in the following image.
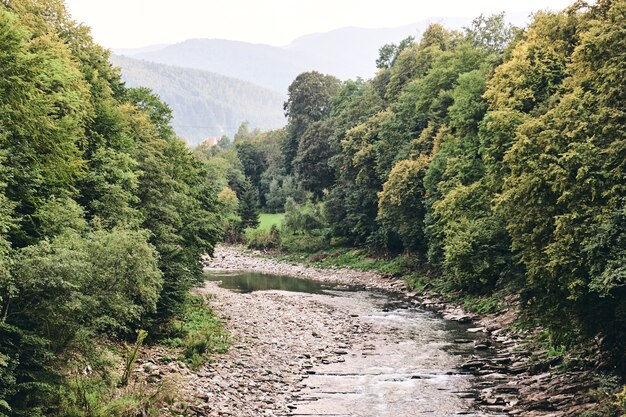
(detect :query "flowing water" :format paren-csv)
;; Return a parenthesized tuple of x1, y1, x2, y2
(205, 271, 503, 417)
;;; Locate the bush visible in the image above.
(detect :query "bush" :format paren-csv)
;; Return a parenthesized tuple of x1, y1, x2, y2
(280, 230, 330, 253)
(246, 225, 281, 250)
(221, 217, 243, 244)
(283, 198, 325, 234)
(164, 296, 228, 370)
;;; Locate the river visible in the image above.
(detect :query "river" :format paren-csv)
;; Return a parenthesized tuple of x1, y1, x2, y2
(188, 268, 504, 417)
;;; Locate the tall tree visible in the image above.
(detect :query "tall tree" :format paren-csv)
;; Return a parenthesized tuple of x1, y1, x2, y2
(283, 71, 340, 171)
(238, 177, 260, 229)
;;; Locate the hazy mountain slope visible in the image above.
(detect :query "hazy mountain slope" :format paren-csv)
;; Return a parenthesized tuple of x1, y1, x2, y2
(110, 55, 286, 145)
(117, 18, 473, 93)
(129, 39, 314, 93)
(284, 18, 472, 80)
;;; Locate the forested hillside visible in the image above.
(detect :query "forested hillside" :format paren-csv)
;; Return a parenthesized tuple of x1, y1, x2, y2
(111, 55, 286, 144)
(0, 1, 224, 415)
(213, 2, 626, 372)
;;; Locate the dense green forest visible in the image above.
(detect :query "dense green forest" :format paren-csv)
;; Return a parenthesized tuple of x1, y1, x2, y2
(210, 0, 625, 373)
(110, 55, 286, 144)
(0, 0, 225, 415)
(1, 0, 625, 415)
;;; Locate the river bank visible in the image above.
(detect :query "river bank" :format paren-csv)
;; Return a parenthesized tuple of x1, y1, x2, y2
(196, 245, 607, 417)
(135, 245, 610, 416)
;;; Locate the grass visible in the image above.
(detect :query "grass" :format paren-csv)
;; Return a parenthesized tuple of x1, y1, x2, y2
(257, 213, 285, 231)
(164, 295, 229, 370)
(267, 245, 411, 276)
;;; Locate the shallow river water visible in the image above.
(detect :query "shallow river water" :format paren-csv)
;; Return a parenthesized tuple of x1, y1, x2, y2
(204, 271, 504, 417)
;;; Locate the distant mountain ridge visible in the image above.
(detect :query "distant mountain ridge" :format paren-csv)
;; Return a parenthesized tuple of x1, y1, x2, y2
(124, 39, 314, 93)
(112, 14, 531, 144)
(114, 17, 477, 93)
(110, 55, 286, 145)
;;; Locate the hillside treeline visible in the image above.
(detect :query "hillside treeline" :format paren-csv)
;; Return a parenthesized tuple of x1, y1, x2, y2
(110, 54, 287, 145)
(215, 1, 625, 367)
(0, 1, 222, 415)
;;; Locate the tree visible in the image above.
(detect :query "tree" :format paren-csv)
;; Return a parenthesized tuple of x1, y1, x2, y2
(283, 72, 340, 170)
(466, 13, 517, 55)
(378, 157, 430, 252)
(0, 3, 225, 414)
(235, 139, 266, 193)
(81, 147, 142, 229)
(293, 121, 335, 198)
(376, 36, 415, 69)
(0, 9, 89, 246)
(498, 1, 626, 354)
(126, 87, 175, 139)
(237, 178, 260, 229)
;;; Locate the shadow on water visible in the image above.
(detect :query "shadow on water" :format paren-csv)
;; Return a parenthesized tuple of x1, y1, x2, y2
(204, 271, 357, 294)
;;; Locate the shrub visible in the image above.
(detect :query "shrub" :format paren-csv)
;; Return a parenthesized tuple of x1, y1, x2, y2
(164, 296, 228, 370)
(283, 198, 325, 234)
(222, 216, 243, 244)
(245, 225, 281, 250)
(280, 230, 330, 253)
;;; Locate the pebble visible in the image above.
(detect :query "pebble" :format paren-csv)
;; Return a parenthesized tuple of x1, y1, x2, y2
(135, 245, 605, 416)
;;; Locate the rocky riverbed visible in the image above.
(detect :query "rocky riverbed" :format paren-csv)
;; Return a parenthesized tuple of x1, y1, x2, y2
(143, 246, 603, 416)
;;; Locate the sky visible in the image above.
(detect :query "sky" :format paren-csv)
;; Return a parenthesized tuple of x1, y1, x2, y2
(64, 0, 576, 49)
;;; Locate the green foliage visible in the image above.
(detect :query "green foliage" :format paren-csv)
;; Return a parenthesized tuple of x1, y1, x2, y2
(283, 199, 325, 235)
(293, 121, 335, 198)
(376, 36, 415, 69)
(264, 176, 305, 213)
(216, 187, 238, 217)
(279, 231, 330, 254)
(433, 182, 511, 291)
(615, 386, 626, 417)
(237, 177, 260, 229)
(0, 3, 223, 415)
(235, 127, 266, 192)
(33, 197, 87, 238)
(283, 71, 341, 170)
(11, 229, 162, 343)
(378, 157, 430, 251)
(164, 295, 228, 371)
(0, 7, 88, 247)
(243, 3, 626, 369)
(496, 0, 626, 355)
(120, 330, 147, 387)
(245, 226, 281, 251)
(465, 12, 517, 55)
(81, 147, 142, 229)
(461, 295, 501, 315)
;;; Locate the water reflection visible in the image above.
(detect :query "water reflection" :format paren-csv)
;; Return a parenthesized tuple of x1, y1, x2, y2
(205, 271, 332, 294)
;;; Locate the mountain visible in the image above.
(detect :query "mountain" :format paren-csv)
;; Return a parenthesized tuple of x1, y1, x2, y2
(111, 15, 532, 144)
(284, 18, 471, 81)
(115, 17, 485, 93)
(123, 39, 313, 94)
(113, 44, 169, 56)
(110, 55, 286, 145)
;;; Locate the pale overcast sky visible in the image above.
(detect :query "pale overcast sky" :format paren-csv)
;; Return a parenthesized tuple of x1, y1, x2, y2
(64, 0, 576, 49)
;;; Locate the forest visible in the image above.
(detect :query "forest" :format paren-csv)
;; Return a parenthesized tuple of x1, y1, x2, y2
(0, 0, 624, 415)
(110, 54, 286, 144)
(203, 0, 625, 380)
(0, 0, 225, 415)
